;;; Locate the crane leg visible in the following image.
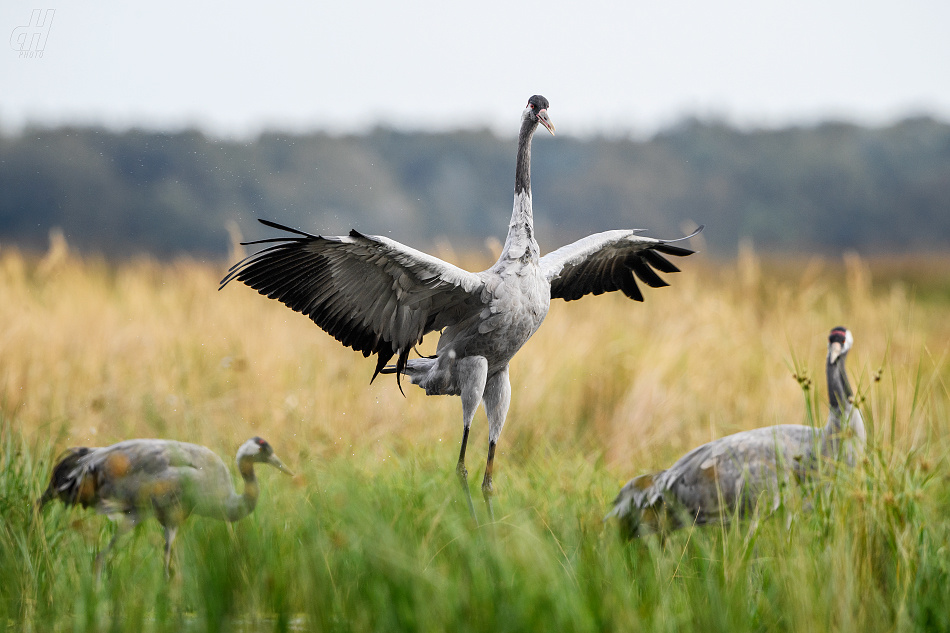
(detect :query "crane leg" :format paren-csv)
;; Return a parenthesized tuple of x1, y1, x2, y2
(95, 514, 136, 582)
(481, 365, 511, 523)
(455, 356, 487, 522)
(482, 441, 497, 522)
(456, 427, 478, 523)
(456, 426, 471, 481)
(163, 525, 178, 580)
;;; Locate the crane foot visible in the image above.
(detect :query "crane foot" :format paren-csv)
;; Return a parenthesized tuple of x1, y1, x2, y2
(481, 472, 494, 497)
(455, 462, 478, 524)
(482, 486, 496, 523)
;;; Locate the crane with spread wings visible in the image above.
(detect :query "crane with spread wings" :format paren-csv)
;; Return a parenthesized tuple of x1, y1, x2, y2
(221, 95, 702, 518)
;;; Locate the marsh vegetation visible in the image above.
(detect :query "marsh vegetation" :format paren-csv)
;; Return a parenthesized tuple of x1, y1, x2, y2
(1, 245, 948, 631)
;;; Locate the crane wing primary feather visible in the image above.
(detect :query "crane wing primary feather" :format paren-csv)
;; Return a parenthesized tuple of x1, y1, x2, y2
(540, 226, 703, 302)
(220, 219, 487, 388)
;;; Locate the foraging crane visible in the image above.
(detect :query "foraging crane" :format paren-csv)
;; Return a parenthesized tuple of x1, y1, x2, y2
(607, 326, 866, 537)
(38, 437, 292, 576)
(220, 95, 701, 517)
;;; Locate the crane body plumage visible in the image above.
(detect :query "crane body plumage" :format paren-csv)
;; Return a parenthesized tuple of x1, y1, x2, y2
(608, 326, 866, 537)
(38, 437, 292, 576)
(221, 95, 701, 515)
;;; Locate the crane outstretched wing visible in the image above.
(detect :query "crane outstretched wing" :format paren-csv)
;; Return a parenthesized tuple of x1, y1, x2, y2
(540, 226, 703, 302)
(220, 219, 487, 389)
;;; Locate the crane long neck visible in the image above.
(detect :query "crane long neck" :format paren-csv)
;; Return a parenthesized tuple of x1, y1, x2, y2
(822, 352, 866, 464)
(225, 456, 259, 522)
(514, 118, 536, 197)
(497, 118, 540, 266)
(826, 355, 853, 420)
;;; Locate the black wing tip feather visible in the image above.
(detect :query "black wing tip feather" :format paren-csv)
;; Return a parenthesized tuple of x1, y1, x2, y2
(550, 225, 704, 303)
(240, 237, 306, 247)
(219, 219, 425, 399)
(220, 245, 281, 288)
(628, 257, 669, 289)
(641, 250, 681, 274)
(220, 220, 324, 289)
(653, 243, 695, 257)
(257, 218, 320, 239)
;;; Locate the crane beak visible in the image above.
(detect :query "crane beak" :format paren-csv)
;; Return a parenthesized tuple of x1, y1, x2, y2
(266, 453, 295, 476)
(828, 341, 842, 365)
(538, 109, 555, 136)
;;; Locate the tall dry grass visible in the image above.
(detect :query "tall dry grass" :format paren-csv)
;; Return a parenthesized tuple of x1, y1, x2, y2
(2, 242, 947, 478)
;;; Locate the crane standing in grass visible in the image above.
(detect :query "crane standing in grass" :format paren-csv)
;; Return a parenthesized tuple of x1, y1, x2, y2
(38, 437, 293, 577)
(220, 95, 701, 518)
(608, 326, 866, 537)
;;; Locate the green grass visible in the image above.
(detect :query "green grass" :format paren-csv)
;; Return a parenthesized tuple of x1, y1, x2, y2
(2, 419, 949, 632)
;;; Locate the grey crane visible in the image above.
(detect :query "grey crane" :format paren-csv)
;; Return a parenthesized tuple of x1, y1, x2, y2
(38, 437, 292, 577)
(220, 95, 702, 517)
(607, 326, 866, 537)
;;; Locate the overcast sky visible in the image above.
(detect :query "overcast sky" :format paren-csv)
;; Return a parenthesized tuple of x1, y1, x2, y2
(2, 0, 948, 139)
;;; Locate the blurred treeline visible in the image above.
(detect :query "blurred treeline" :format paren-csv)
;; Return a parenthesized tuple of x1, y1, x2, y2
(1, 116, 948, 257)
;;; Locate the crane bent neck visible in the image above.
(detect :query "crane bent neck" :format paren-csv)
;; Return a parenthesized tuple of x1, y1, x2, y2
(225, 456, 260, 522)
(498, 119, 541, 266)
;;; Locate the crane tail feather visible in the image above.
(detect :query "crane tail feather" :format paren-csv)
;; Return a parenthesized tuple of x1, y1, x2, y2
(370, 349, 396, 385)
(608, 471, 666, 538)
(395, 347, 411, 397)
(38, 447, 97, 510)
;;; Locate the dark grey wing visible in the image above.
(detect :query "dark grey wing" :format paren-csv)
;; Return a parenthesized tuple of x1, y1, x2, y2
(539, 227, 702, 302)
(78, 440, 176, 472)
(221, 220, 487, 387)
(68, 441, 176, 513)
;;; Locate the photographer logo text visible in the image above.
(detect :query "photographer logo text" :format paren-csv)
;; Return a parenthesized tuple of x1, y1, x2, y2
(10, 9, 55, 58)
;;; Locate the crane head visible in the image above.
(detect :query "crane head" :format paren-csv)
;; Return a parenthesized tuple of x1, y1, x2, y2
(828, 327, 853, 365)
(238, 437, 295, 476)
(524, 95, 555, 136)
